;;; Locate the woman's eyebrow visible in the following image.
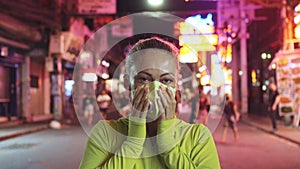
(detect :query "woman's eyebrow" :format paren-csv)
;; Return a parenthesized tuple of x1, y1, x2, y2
(160, 73, 175, 77)
(137, 72, 152, 77)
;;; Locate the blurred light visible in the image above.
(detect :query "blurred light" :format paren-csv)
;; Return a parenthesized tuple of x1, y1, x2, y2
(295, 25, 300, 39)
(262, 85, 267, 91)
(261, 53, 267, 60)
(295, 3, 300, 12)
(101, 73, 109, 79)
(196, 73, 201, 78)
(231, 32, 237, 38)
(238, 70, 243, 76)
(179, 45, 198, 63)
(65, 80, 74, 97)
(186, 13, 214, 26)
(267, 53, 272, 59)
(179, 34, 218, 46)
(82, 73, 98, 82)
(265, 80, 269, 85)
(185, 0, 190, 2)
(200, 75, 210, 85)
(294, 3, 300, 24)
(102, 60, 110, 67)
(225, 44, 232, 63)
(251, 69, 257, 83)
(1, 46, 8, 57)
(147, 0, 163, 6)
(225, 56, 232, 63)
(199, 65, 207, 72)
(294, 14, 300, 24)
(245, 18, 249, 24)
(97, 59, 101, 65)
(80, 51, 91, 59)
(272, 63, 277, 70)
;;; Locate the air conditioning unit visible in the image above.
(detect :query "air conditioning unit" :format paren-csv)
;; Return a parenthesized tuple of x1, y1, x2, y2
(49, 34, 64, 54)
(49, 32, 77, 56)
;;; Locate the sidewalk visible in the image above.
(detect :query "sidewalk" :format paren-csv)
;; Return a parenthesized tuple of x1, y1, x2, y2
(0, 121, 49, 141)
(242, 114, 300, 146)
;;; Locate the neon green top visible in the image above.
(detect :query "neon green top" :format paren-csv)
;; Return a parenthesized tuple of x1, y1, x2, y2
(80, 118, 220, 169)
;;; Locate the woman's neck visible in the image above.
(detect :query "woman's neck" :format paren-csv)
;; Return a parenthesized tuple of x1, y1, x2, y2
(146, 119, 159, 137)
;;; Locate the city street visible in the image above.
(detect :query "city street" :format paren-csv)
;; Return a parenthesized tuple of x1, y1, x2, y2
(214, 122, 300, 169)
(0, 126, 87, 169)
(1, 122, 300, 169)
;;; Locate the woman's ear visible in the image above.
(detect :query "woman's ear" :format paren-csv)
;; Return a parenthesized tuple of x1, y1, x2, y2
(123, 74, 131, 91)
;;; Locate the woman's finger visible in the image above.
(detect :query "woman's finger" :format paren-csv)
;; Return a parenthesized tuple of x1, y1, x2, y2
(158, 87, 168, 107)
(166, 87, 175, 100)
(132, 86, 142, 104)
(136, 88, 148, 113)
(141, 97, 149, 118)
(157, 97, 166, 119)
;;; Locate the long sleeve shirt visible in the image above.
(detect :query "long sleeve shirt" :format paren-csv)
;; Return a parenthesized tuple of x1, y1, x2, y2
(79, 118, 220, 169)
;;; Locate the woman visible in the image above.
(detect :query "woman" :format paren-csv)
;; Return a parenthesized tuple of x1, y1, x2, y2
(221, 94, 240, 143)
(80, 37, 220, 169)
(293, 88, 300, 128)
(198, 90, 209, 125)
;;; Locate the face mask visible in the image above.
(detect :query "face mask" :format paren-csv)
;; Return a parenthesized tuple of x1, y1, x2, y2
(131, 81, 176, 120)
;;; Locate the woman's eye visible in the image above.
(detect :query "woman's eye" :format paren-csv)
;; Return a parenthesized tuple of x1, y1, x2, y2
(161, 79, 173, 84)
(137, 77, 150, 83)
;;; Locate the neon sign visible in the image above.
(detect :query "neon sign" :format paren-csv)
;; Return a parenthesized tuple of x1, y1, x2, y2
(184, 13, 215, 34)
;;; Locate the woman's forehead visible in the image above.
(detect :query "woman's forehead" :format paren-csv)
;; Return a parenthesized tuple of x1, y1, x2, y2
(130, 48, 177, 74)
(136, 68, 175, 77)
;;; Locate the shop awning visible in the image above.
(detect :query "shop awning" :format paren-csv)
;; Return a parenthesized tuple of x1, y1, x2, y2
(268, 48, 300, 70)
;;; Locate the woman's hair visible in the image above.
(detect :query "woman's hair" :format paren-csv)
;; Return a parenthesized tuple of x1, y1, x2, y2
(125, 37, 180, 77)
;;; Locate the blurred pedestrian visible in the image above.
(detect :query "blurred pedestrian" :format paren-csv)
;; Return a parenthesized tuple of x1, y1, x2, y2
(221, 94, 240, 143)
(97, 90, 111, 119)
(293, 88, 300, 128)
(189, 92, 199, 123)
(84, 98, 94, 127)
(198, 90, 209, 125)
(268, 82, 280, 132)
(206, 90, 211, 112)
(177, 97, 191, 122)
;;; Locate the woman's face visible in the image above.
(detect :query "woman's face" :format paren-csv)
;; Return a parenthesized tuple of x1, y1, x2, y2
(129, 48, 177, 90)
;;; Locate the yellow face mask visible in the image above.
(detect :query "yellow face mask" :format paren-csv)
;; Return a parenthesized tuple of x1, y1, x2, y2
(131, 81, 176, 120)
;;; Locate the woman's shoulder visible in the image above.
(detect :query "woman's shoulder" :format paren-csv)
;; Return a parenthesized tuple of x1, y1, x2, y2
(90, 118, 128, 136)
(176, 119, 212, 141)
(189, 124, 213, 145)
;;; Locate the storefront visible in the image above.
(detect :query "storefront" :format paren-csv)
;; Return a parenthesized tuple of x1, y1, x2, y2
(0, 45, 24, 122)
(270, 48, 300, 124)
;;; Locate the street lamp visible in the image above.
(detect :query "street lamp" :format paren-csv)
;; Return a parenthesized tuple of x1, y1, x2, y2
(147, 0, 163, 6)
(261, 52, 267, 60)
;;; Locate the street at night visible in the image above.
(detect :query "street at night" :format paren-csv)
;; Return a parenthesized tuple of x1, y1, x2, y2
(1, 0, 300, 168)
(1, 121, 300, 169)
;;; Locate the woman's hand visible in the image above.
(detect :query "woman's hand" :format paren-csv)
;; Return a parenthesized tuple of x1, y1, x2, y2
(128, 86, 149, 139)
(157, 85, 176, 121)
(130, 86, 149, 119)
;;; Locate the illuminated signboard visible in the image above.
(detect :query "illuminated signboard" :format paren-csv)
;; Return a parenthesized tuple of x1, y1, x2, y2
(179, 22, 214, 35)
(178, 13, 217, 53)
(179, 34, 218, 46)
(295, 3, 300, 39)
(185, 13, 215, 34)
(178, 13, 217, 62)
(179, 44, 198, 63)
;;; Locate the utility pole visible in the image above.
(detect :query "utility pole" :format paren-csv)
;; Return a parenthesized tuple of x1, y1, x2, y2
(240, 0, 248, 114)
(217, 0, 249, 113)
